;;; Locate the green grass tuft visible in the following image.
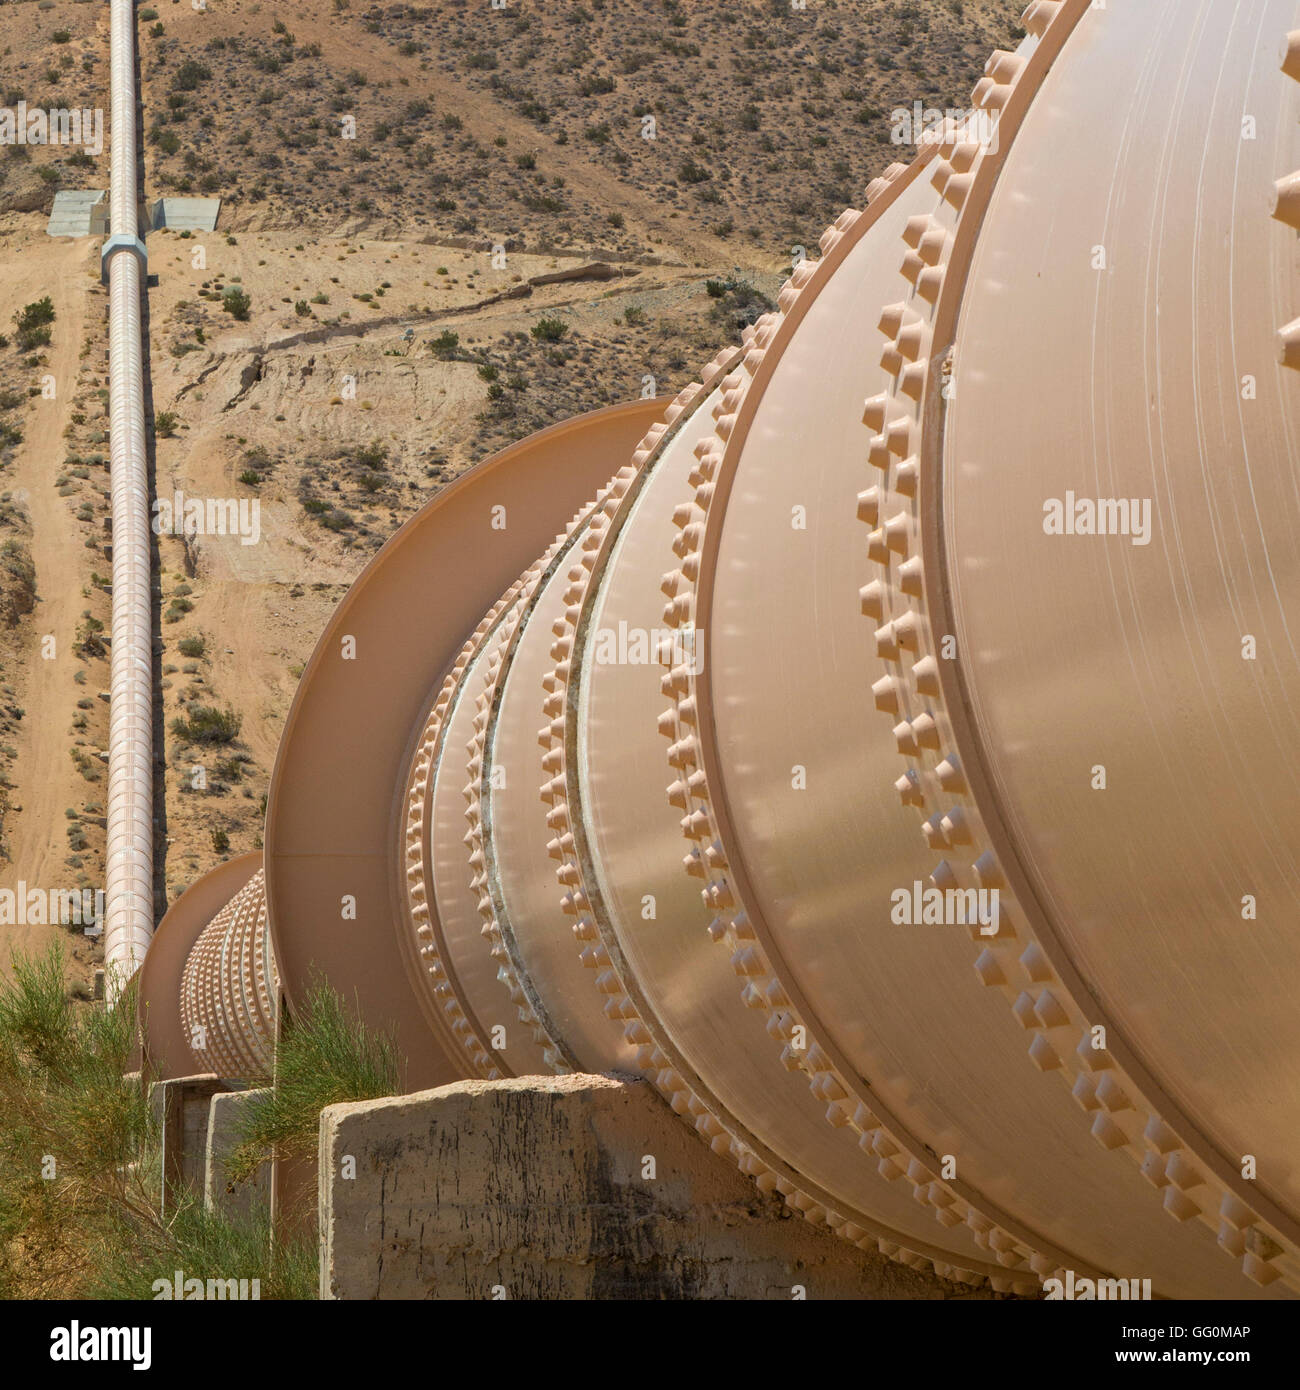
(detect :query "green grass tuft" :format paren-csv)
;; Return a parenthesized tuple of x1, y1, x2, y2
(227, 976, 399, 1185)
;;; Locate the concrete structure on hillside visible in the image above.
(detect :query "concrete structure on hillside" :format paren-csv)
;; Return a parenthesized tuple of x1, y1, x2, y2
(135, 1, 1300, 1299)
(47, 189, 109, 238)
(49, 193, 221, 239)
(147, 197, 221, 233)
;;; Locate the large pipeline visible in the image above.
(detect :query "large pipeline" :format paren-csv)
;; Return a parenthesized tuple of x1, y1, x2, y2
(103, 0, 153, 995)
(139, 0, 1300, 1299)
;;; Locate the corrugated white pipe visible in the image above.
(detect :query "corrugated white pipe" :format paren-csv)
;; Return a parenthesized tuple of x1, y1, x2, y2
(104, 0, 153, 997)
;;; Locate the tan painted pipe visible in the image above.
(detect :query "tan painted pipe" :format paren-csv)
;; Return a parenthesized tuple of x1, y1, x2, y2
(137, 852, 262, 1080)
(178, 868, 277, 1079)
(263, 398, 670, 1088)
(143, 0, 1300, 1298)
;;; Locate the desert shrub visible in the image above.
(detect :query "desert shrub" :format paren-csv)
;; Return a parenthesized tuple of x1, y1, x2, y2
(74, 615, 106, 659)
(0, 945, 316, 1299)
(707, 275, 777, 332)
(173, 59, 212, 92)
(16, 326, 51, 352)
(222, 287, 252, 321)
(429, 329, 460, 360)
(0, 540, 36, 626)
(530, 316, 568, 343)
(170, 704, 242, 745)
(14, 297, 54, 340)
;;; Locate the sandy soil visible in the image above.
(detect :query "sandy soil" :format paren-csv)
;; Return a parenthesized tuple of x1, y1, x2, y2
(0, 232, 102, 988)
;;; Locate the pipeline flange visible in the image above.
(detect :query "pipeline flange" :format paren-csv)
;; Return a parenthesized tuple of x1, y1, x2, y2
(100, 232, 147, 286)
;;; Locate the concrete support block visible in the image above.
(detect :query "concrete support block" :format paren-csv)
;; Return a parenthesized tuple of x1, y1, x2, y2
(205, 1088, 271, 1223)
(319, 1073, 987, 1300)
(148, 1073, 227, 1213)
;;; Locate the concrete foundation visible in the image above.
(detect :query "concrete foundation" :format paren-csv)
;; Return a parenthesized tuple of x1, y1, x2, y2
(147, 196, 221, 231)
(319, 1073, 992, 1300)
(204, 1088, 271, 1222)
(148, 1073, 227, 1213)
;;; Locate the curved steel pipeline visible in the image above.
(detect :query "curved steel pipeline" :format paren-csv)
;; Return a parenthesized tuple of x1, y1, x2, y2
(137, 852, 263, 1079)
(143, 0, 1300, 1298)
(103, 0, 154, 995)
(178, 869, 278, 1079)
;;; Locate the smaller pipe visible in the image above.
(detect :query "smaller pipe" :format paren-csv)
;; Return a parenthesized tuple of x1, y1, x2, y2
(103, 0, 153, 997)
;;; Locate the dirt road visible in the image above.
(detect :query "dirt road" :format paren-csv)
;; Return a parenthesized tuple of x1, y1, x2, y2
(0, 233, 99, 977)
